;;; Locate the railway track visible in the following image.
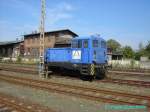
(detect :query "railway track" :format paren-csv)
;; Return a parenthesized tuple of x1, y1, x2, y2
(0, 93, 55, 112)
(0, 73, 150, 109)
(1, 63, 150, 73)
(108, 70, 150, 76)
(101, 78, 150, 88)
(111, 68, 150, 73)
(0, 66, 38, 74)
(1, 66, 150, 88)
(1, 65, 150, 75)
(51, 75, 150, 88)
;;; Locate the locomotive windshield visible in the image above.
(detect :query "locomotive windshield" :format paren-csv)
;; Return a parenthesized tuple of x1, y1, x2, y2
(72, 40, 77, 48)
(72, 40, 82, 48)
(72, 39, 89, 48)
(83, 40, 88, 48)
(93, 40, 98, 47)
(78, 40, 82, 48)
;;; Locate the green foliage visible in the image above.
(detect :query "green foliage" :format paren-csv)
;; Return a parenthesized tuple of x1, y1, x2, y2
(134, 41, 150, 60)
(145, 41, 150, 59)
(107, 39, 121, 52)
(122, 46, 134, 59)
(134, 52, 142, 60)
(146, 41, 150, 51)
(130, 59, 135, 68)
(106, 39, 150, 60)
(16, 55, 22, 63)
(139, 42, 144, 51)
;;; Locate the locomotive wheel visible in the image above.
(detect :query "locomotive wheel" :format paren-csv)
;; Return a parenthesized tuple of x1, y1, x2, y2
(96, 68, 106, 79)
(89, 75, 95, 81)
(80, 74, 95, 81)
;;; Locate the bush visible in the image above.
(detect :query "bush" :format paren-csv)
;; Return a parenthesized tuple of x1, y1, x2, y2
(16, 55, 22, 63)
(130, 59, 135, 68)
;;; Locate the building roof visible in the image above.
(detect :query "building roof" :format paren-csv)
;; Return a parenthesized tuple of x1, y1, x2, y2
(24, 29, 78, 38)
(72, 35, 105, 41)
(0, 40, 23, 46)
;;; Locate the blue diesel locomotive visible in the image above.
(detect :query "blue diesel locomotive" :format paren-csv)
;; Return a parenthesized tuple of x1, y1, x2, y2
(44, 35, 107, 79)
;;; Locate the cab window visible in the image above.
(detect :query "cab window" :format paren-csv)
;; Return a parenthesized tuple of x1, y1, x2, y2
(72, 40, 82, 48)
(93, 40, 98, 47)
(78, 40, 82, 48)
(101, 41, 106, 48)
(83, 40, 88, 48)
(72, 40, 77, 48)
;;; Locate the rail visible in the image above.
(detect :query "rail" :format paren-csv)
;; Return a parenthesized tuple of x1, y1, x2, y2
(0, 73, 149, 109)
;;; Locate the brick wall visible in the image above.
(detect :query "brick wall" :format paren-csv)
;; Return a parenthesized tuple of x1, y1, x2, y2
(24, 32, 75, 58)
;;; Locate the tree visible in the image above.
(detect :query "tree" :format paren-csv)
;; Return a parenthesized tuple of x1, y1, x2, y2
(134, 52, 141, 60)
(145, 41, 150, 52)
(139, 42, 144, 51)
(145, 41, 150, 59)
(122, 46, 134, 59)
(107, 39, 121, 52)
(134, 41, 150, 60)
(138, 42, 145, 56)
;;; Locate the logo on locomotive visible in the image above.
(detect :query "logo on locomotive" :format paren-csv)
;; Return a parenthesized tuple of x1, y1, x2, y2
(72, 50, 81, 59)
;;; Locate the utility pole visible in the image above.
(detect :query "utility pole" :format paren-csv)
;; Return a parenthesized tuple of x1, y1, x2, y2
(39, 0, 46, 77)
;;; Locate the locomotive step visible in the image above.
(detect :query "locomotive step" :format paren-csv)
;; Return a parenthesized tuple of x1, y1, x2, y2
(81, 69, 88, 72)
(81, 72, 88, 75)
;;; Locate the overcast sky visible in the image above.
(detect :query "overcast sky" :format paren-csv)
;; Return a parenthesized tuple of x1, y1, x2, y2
(0, 0, 150, 49)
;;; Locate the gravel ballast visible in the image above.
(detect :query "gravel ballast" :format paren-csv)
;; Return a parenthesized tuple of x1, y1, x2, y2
(1, 70, 150, 96)
(0, 80, 147, 112)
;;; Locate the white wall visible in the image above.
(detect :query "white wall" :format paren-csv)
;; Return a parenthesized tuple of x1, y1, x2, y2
(109, 59, 150, 69)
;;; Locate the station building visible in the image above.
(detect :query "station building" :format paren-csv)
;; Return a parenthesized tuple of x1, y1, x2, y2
(0, 40, 24, 58)
(0, 29, 78, 60)
(107, 48, 123, 61)
(23, 29, 78, 58)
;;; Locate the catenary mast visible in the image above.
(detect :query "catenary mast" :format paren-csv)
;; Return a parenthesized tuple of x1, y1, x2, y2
(39, 0, 46, 77)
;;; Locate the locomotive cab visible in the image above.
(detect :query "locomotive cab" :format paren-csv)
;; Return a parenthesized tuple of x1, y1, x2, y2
(71, 36, 107, 79)
(71, 38, 90, 63)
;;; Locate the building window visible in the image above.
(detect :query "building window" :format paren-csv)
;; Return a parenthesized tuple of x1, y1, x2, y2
(37, 38, 39, 43)
(58, 32, 65, 37)
(27, 48, 30, 53)
(28, 39, 32, 44)
(28, 39, 30, 44)
(48, 37, 51, 42)
(35, 38, 37, 42)
(32, 38, 35, 43)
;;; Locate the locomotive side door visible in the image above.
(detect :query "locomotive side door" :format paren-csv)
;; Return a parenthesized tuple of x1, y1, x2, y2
(92, 39, 106, 63)
(82, 39, 89, 63)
